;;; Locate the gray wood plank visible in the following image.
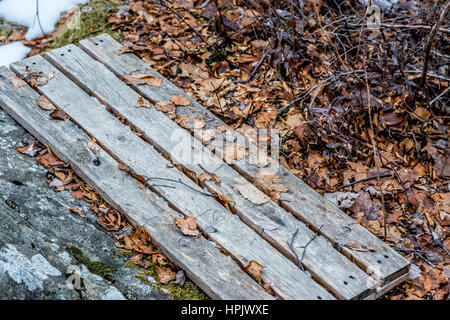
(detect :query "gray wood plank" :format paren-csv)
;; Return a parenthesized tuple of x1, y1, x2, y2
(45, 44, 377, 300)
(10, 56, 335, 300)
(79, 34, 410, 288)
(0, 66, 273, 300)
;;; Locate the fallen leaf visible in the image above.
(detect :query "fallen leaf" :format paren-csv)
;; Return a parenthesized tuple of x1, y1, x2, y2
(156, 266, 177, 284)
(9, 76, 27, 89)
(37, 96, 55, 111)
(137, 96, 151, 108)
(196, 128, 216, 145)
(175, 270, 186, 286)
(49, 109, 69, 120)
(122, 73, 162, 86)
(69, 208, 85, 218)
(71, 190, 84, 200)
(244, 260, 265, 284)
(130, 254, 150, 269)
(217, 125, 233, 132)
(171, 95, 190, 106)
(253, 170, 288, 203)
(221, 143, 249, 164)
(36, 153, 66, 168)
(17, 143, 39, 157)
(175, 216, 200, 237)
(199, 173, 220, 184)
(154, 101, 176, 118)
(87, 140, 100, 152)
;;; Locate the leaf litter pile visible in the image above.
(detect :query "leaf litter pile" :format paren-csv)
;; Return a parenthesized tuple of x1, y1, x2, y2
(18, 0, 449, 299)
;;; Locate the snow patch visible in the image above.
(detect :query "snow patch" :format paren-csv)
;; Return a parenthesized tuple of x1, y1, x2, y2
(0, 41, 31, 67)
(0, 244, 61, 291)
(0, 0, 89, 40)
(0, 0, 89, 66)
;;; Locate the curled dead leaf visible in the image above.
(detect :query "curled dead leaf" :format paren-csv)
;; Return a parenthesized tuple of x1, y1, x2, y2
(37, 96, 55, 111)
(221, 143, 249, 164)
(156, 266, 177, 284)
(9, 76, 27, 89)
(244, 260, 265, 284)
(175, 216, 200, 237)
(69, 208, 85, 218)
(171, 94, 190, 106)
(49, 109, 69, 120)
(200, 173, 220, 184)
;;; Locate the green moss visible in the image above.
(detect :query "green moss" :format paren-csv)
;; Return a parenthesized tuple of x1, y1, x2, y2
(49, 0, 124, 50)
(125, 261, 208, 300)
(66, 246, 116, 282)
(0, 18, 20, 37)
(115, 248, 135, 257)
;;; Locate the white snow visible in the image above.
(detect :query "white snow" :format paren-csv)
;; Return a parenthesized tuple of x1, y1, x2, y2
(0, 0, 89, 66)
(0, 41, 31, 66)
(0, 0, 89, 40)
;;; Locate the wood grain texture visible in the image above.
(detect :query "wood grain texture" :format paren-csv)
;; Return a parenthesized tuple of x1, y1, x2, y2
(45, 44, 377, 300)
(10, 56, 335, 300)
(79, 34, 410, 288)
(0, 66, 272, 300)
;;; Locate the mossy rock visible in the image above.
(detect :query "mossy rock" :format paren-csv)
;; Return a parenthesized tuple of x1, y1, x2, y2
(66, 246, 116, 282)
(49, 0, 124, 50)
(124, 261, 209, 300)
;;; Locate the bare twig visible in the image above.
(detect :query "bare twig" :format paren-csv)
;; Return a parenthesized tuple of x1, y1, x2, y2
(34, 0, 46, 36)
(337, 172, 392, 189)
(421, 1, 450, 85)
(234, 50, 269, 84)
(288, 225, 323, 272)
(364, 69, 387, 240)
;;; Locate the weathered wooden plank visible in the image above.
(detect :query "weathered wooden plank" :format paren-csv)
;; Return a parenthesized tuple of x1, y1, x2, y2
(11, 56, 335, 300)
(79, 34, 410, 288)
(45, 44, 377, 300)
(0, 67, 272, 300)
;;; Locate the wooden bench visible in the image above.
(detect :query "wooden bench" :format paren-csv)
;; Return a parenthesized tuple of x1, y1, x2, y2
(0, 34, 410, 300)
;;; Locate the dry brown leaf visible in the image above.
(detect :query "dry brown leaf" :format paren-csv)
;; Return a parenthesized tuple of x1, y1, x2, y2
(244, 260, 265, 284)
(175, 216, 200, 237)
(130, 254, 150, 269)
(221, 143, 249, 164)
(87, 140, 100, 152)
(122, 74, 162, 86)
(36, 153, 66, 168)
(154, 101, 176, 118)
(199, 173, 220, 184)
(69, 208, 85, 218)
(137, 96, 151, 108)
(71, 190, 84, 200)
(17, 143, 39, 157)
(175, 115, 206, 129)
(253, 170, 288, 203)
(196, 128, 216, 145)
(9, 76, 27, 89)
(217, 125, 233, 132)
(156, 266, 177, 284)
(170, 95, 190, 106)
(49, 109, 69, 120)
(37, 96, 55, 111)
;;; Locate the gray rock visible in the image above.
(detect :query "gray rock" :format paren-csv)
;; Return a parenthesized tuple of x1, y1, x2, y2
(0, 108, 172, 300)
